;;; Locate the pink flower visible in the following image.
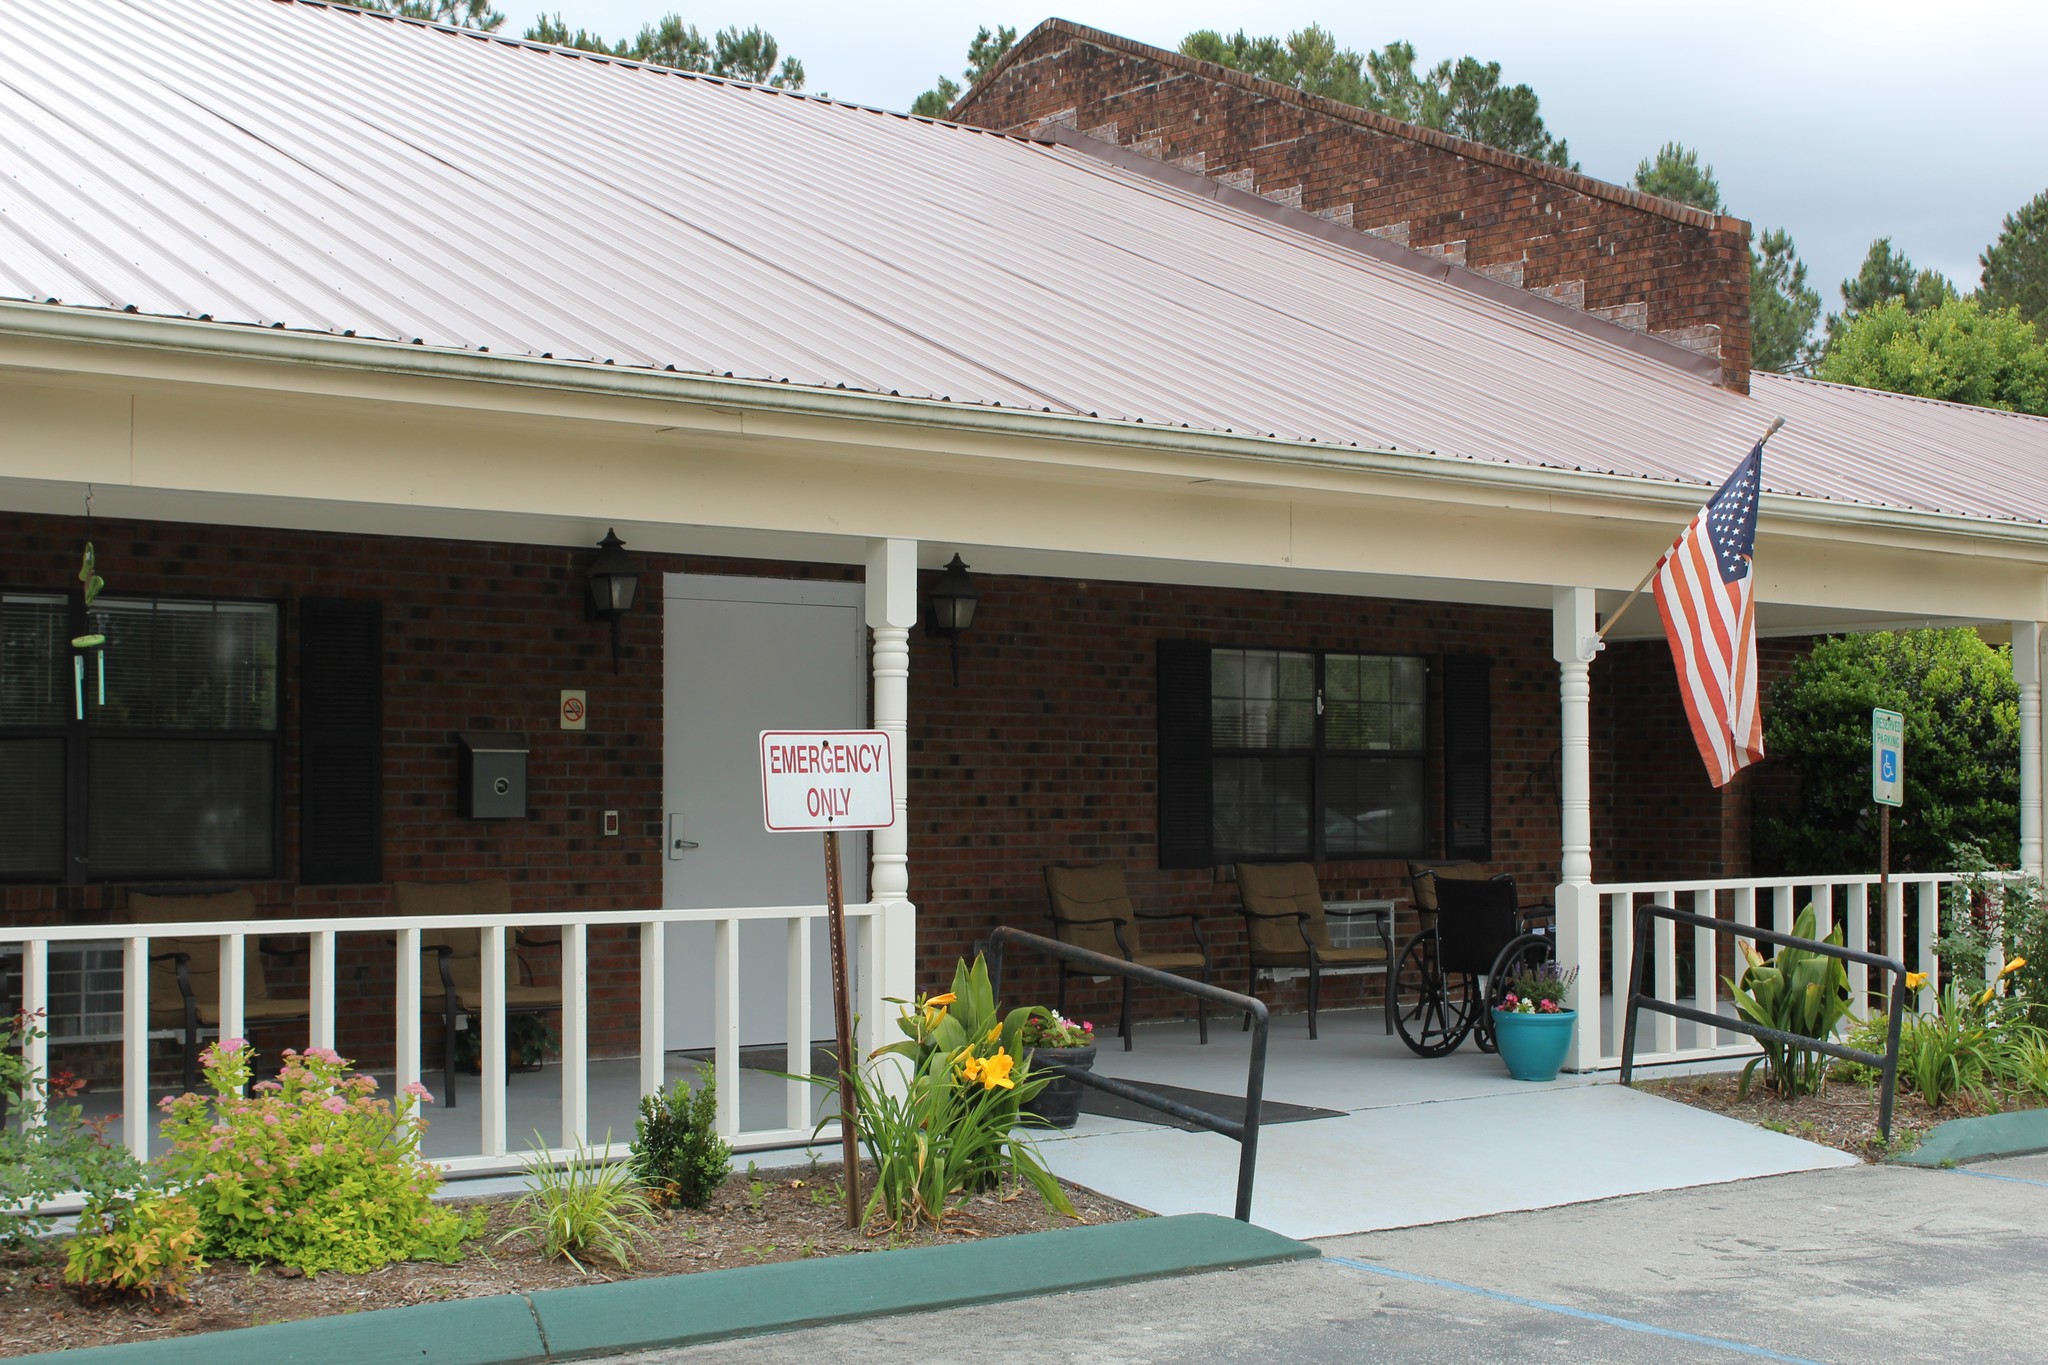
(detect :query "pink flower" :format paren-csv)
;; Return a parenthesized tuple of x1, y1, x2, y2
(321, 1097, 348, 1115)
(1502, 994, 1519, 1007)
(218, 1036, 248, 1053)
(309, 1143, 325, 1156)
(402, 1081, 434, 1103)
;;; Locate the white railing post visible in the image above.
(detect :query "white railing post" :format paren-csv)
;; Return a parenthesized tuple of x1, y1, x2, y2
(1651, 890, 1677, 1056)
(561, 923, 588, 1148)
(308, 930, 336, 1052)
(1883, 880, 1905, 989)
(1691, 889, 1718, 1050)
(2017, 622, 2043, 878)
(639, 921, 666, 1100)
(123, 936, 149, 1161)
(22, 940, 47, 1130)
(479, 924, 507, 1158)
(713, 918, 741, 1140)
(221, 932, 246, 1045)
(395, 927, 421, 1099)
(1918, 881, 1941, 1011)
(1605, 891, 1633, 1058)
(1847, 882, 1871, 1013)
(785, 915, 813, 1131)
(1772, 884, 1794, 937)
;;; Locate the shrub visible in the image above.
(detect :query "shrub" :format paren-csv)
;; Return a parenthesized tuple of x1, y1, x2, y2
(810, 956, 1074, 1233)
(1842, 960, 2043, 1108)
(157, 1042, 482, 1275)
(629, 1068, 731, 1210)
(1754, 629, 2017, 875)
(0, 1010, 143, 1248)
(499, 1134, 653, 1274)
(1725, 905, 1852, 1098)
(63, 1189, 204, 1302)
(1935, 853, 2048, 1030)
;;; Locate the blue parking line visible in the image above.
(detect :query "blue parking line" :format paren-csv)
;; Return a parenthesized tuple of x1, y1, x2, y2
(1322, 1255, 1823, 1363)
(1942, 1166, 2048, 1190)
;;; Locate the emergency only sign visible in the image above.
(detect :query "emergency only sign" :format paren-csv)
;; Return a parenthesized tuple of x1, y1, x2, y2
(759, 730, 895, 831)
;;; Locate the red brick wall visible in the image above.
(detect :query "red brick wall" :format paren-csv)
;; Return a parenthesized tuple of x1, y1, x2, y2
(7, 510, 1763, 1054)
(0, 511, 855, 1071)
(955, 21, 1753, 391)
(906, 569, 1568, 1019)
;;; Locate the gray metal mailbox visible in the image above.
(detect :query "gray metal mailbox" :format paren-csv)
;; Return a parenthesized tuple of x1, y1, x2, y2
(456, 731, 529, 819)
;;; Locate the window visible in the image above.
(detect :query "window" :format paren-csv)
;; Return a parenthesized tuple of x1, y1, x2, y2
(1208, 648, 1427, 862)
(0, 591, 282, 883)
(1157, 642, 1491, 869)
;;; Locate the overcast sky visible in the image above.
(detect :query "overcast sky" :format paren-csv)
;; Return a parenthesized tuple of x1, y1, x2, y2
(494, 1, 2046, 311)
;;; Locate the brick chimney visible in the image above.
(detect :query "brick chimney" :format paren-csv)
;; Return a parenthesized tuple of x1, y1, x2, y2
(954, 20, 1753, 393)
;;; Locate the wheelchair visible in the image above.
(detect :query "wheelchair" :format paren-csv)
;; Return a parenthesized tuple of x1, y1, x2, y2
(1392, 868, 1556, 1057)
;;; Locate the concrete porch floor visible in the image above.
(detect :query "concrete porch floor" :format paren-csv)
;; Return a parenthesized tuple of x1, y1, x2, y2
(1032, 1006, 1857, 1240)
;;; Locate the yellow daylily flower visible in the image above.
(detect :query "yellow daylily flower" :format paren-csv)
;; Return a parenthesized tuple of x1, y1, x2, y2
(1976, 985, 1997, 1008)
(1906, 971, 1929, 991)
(977, 1049, 1016, 1091)
(927, 993, 957, 1007)
(987, 1022, 1004, 1044)
(957, 1053, 984, 1084)
(2003, 957, 2028, 977)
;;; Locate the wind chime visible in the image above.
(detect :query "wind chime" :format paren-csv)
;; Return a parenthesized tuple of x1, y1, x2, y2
(70, 488, 107, 720)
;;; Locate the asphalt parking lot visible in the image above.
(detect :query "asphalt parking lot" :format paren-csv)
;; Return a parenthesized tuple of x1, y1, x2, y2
(612, 1154, 2048, 1364)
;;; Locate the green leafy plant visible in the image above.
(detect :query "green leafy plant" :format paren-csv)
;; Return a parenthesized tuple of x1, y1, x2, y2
(1725, 906, 1853, 1098)
(1018, 1009, 1095, 1049)
(453, 1012, 559, 1071)
(498, 1133, 653, 1274)
(63, 1188, 205, 1302)
(1936, 852, 2048, 1030)
(798, 956, 1074, 1234)
(158, 1042, 482, 1274)
(1497, 962, 1577, 1015)
(629, 1068, 731, 1210)
(0, 1010, 144, 1248)
(1847, 960, 2044, 1109)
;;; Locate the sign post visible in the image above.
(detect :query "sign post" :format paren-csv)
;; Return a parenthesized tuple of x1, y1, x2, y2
(1872, 708, 1905, 894)
(759, 729, 894, 1230)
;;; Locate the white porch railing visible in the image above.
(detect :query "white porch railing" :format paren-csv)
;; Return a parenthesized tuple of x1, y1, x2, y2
(1564, 872, 1982, 1072)
(1, 901, 915, 1177)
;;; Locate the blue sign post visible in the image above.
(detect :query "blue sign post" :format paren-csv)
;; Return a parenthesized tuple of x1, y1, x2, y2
(1873, 708, 1905, 892)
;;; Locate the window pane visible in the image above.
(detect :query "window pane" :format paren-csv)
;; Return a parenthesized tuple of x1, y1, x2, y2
(1212, 755, 1311, 861)
(1325, 756, 1427, 856)
(0, 738, 64, 877)
(1212, 649, 1313, 749)
(1327, 652, 1424, 753)
(87, 738, 274, 878)
(89, 598, 279, 731)
(1, 594, 67, 726)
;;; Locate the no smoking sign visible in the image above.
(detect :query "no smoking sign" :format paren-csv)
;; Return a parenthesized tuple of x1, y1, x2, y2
(560, 690, 587, 731)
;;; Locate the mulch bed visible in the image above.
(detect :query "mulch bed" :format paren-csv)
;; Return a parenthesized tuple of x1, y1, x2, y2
(1640, 1071, 2048, 1160)
(0, 1162, 1138, 1357)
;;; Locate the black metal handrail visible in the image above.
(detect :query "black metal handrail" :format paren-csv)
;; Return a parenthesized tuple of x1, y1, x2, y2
(1619, 903, 1908, 1140)
(986, 926, 1269, 1222)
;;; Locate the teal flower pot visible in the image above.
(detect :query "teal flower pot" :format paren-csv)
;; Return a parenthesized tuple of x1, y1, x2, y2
(1492, 1009, 1575, 1082)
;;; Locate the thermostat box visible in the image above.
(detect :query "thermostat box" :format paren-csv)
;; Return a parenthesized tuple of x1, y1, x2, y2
(456, 731, 529, 819)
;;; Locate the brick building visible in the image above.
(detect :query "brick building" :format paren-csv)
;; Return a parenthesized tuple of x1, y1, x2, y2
(4, 3, 2046, 1152)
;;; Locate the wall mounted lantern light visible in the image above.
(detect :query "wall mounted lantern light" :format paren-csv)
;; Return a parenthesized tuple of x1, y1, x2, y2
(925, 552, 980, 686)
(586, 528, 641, 673)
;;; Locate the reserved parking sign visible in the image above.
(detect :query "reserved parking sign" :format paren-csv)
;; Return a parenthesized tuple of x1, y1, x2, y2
(1872, 708, 1904, 809)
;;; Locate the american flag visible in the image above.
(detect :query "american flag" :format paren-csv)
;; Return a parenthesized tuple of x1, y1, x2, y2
(1653, 442, 1764, 787)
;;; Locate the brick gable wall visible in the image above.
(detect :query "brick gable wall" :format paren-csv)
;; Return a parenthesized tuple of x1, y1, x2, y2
(955, 21, 1753, 392)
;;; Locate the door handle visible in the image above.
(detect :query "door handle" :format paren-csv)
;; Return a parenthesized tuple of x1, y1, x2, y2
(667, 813, 699, 860)
(673, 839, 700, 851)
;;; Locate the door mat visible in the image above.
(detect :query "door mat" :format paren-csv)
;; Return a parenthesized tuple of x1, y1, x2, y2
(1078, 1082, 1344, 1131)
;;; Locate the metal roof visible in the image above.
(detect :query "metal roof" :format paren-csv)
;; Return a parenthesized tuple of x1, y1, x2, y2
(5, 0, 2047, 527)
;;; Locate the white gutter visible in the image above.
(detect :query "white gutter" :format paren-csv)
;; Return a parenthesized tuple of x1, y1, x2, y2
(6, 300, 2048, 551)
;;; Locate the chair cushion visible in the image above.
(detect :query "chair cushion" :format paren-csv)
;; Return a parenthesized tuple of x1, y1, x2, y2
(1406, 860, 1490, 916)
(1236, 863, 1330, 958)
(432, 982, 562, 1012)
(191, 997, 311, 1028)
(1132, 950, 1205, 973)
(129, 889, 258, 924)
(1253, 945, 1389, 970)
(133, 889, 294, 1013)
(1045, 864, 1140, 959)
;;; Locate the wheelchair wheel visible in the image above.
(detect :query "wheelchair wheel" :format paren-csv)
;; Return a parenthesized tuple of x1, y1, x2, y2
(1392, 929, 1479, 1057)
(1475, 932, 1556, 1052)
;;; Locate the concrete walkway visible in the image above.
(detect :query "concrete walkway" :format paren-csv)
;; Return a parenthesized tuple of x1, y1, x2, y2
(1033, 1008, 1854, 1238)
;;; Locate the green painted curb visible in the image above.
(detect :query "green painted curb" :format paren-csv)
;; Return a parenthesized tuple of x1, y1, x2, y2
(1890, 1109, 2048, 1167)
(28, 1214, 1315, 1363)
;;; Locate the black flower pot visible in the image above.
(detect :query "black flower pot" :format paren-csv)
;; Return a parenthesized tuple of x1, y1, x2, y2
(1023, 1043, 1097, 1129)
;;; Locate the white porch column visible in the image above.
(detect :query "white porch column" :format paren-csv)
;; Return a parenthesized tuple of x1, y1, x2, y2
(1552, 586, 1601, 1071)
(2017, 621, 2044, 878)
(864, 538, 919, 1010)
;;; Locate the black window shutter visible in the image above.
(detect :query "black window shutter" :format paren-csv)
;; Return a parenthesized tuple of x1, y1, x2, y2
(1157, 640, 1212, 869)
(299, 598, 383, 885)
(1442, 655, 1492, 861)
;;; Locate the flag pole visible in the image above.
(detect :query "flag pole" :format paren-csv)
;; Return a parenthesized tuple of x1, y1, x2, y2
(1593, 416, 1786, 646)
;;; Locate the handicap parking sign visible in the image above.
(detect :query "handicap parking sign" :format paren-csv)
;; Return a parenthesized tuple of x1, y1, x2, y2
(1872, 709, 1904, 808)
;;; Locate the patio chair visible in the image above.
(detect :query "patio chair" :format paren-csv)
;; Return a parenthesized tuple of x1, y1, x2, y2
(130, 888, 310, 1095)
(1043, 863, 1213, 1051)
(392, 879, 561, 1108)
(1233, 863, 1393, 1041)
